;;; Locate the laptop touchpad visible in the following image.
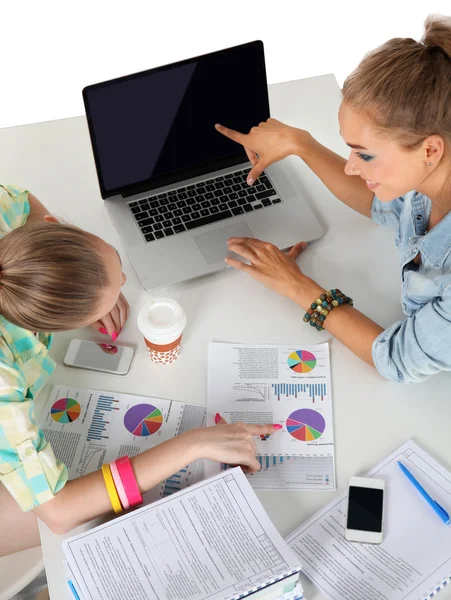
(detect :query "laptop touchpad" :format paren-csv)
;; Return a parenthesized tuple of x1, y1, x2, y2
(194, 221, 254, 265)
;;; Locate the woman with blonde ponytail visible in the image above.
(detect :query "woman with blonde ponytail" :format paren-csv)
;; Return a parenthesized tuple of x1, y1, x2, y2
(216, 14, 451, 384)
(0, 186, 278, 556)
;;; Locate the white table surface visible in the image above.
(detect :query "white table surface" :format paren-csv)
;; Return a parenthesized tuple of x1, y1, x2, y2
(1, 74, 450, 600)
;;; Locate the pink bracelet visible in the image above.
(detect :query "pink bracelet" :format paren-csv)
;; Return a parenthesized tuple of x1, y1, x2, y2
(115, 456, 143, 507)
(110, 460, 130, 510)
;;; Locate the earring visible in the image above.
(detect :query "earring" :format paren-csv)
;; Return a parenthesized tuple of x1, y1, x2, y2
(428, 162, 433, 166)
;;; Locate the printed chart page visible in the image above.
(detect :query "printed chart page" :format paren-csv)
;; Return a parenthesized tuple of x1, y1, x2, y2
(63, 468, 301, 600)
(207, 343, 335, 491)
(40, 385, 206, 502)
(286, 440, 451, 600)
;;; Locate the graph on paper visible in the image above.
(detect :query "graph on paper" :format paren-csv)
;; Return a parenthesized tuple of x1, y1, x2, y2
(221, 455, 334, 491)
(287, 350, 317, 373)
(233, 383, 269, 402)
(123, 404, 163, 437)
(41, 386, 207, 501)
(51, 397, 81, 423)
(87, 394, 120, 442)
(286, 408, 326, 442)
(272, 383, 327, 402)
(207, 342, 335, 487)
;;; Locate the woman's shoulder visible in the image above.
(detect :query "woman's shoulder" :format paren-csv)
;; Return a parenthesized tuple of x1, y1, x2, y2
(0, 184, 30, 237)
(0, 318, 21, 365)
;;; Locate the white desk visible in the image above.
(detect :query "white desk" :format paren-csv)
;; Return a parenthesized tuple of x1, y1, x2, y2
(1, 75, 450, 600)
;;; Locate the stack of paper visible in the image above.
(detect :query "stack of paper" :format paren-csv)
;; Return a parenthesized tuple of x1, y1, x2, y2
(63, 468, 304, 600)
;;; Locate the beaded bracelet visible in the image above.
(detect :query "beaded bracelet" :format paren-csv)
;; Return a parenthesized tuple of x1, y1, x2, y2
(303, 289, 353, 331)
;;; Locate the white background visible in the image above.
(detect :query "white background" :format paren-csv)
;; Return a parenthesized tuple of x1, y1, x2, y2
(2, 0, 450, 128)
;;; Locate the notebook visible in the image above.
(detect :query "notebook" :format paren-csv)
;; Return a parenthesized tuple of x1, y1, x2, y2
(286, 440, 451, 600)
(63, 468, 304, 600)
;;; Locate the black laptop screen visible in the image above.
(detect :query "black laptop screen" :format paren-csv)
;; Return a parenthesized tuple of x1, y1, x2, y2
(83, 41, 269, 198)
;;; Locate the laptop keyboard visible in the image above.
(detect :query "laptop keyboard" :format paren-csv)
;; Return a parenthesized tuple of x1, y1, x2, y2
(127, 168, 282, 243)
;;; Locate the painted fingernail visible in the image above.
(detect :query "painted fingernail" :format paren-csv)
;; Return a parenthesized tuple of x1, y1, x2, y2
(247, 177, 255, 186)
(99, 327, 108, 335)
(215, 413, 221, 424)
(111, 331, 118, 341)
(273, 424, 283, 430)
(101, 343, 113, 350)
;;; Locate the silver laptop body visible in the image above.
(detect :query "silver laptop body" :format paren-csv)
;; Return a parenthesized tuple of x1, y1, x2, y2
(83, 41, 324, 290)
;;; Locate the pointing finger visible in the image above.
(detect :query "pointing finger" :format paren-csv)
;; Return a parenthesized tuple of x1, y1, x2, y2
(215, 123, 247, 145)
(247, 160, 269, 186)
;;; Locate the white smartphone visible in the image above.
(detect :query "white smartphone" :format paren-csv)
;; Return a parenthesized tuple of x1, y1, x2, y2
(64, 339, 135, 375)
(345, 476, 385, 544)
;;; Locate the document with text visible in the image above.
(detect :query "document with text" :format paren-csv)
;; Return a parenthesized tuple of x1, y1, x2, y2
(207, 342, 335, 491)
(286, 440, 451, 600)
(39, 385, 206, 503)
(63, 468, 302, 600)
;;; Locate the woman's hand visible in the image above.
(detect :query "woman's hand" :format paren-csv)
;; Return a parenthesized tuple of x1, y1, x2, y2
(215, 119, 306, 184)
(188, 418, 282, 473)
(91, 292, 130, 340)
(226, 237, 315, 301)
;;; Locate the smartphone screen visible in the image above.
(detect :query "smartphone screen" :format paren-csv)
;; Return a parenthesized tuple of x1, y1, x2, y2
(73, 341, 124, 371)
(347, 486, 384, 532)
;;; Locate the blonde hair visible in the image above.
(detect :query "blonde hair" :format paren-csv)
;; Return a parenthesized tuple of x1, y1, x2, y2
(342, 14, 451, 149)
(0, 222, 109, 332)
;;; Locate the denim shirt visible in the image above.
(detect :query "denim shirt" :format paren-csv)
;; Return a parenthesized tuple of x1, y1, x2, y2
(371, 190, 451, 383)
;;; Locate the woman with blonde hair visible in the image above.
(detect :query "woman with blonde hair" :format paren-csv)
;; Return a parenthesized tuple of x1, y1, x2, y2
(216, 14, 451, 384)
(0, 186, 278, 556)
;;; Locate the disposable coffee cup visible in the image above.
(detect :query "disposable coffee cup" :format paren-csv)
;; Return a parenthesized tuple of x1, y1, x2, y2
(137, 298, 187, 364)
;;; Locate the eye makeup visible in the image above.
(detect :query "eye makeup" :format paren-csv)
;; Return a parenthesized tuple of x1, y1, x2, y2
(355, 151, 375, 162)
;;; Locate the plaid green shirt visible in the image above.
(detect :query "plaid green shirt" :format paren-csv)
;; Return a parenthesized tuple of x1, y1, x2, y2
(0, 185, 68, 511)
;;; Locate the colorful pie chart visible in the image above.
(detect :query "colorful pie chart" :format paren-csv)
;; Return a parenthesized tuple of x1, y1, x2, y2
(287, 350, 317, 373)
(51, 398, 81, 424)
(124, 404, 163, 437)
(286, 408, 325, 442)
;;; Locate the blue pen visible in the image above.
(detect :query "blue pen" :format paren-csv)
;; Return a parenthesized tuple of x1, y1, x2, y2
(398, 461, 450, 525)
(67, 580, 80, 600)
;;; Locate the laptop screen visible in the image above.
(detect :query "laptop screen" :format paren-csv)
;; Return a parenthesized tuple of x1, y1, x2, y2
(83, 41, 270, 198)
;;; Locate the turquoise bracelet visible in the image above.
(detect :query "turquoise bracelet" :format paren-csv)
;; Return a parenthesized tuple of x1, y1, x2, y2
(303, 289, 353, 331)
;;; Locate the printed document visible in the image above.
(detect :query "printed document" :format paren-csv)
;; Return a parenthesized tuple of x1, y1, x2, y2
(63, 468, 302, 600)
(39, 385, 206, 503)
(207, 342, 335, 491)
(286, 440, 451, 600)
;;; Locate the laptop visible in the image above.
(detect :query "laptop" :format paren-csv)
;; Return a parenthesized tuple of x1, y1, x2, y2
(83, 41, 324, 290)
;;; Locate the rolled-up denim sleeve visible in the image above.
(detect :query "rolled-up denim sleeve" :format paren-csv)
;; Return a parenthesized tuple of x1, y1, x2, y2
(371, 195, 404, 228)
(372, 285, 451, 383)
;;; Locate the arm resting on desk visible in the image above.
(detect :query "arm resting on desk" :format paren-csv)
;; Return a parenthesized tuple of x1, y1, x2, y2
(290, 276, 451, 383)
(33, 433, 200, 534)
(32, 421, 279, 534)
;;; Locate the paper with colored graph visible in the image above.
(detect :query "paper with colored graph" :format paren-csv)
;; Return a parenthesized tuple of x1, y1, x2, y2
(207, 342, 335, 491)
(39, 385, 206, 504)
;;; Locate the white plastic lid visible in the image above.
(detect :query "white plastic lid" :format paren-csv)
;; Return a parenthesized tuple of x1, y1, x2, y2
(137, 297, 187, 345)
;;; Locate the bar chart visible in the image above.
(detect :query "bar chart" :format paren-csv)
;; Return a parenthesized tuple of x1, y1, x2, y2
(87, 394, 120, 442)
(272, 383, 327, 402)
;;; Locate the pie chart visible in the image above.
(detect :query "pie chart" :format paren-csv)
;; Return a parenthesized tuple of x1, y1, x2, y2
(51, 398, 81, 424)
(287, 350, 317, 373)
(287, 408, 325, 442)
(124, 404, 163, 437)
